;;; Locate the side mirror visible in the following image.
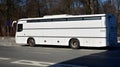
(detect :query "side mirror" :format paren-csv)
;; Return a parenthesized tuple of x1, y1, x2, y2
(12, 21, 17, 27)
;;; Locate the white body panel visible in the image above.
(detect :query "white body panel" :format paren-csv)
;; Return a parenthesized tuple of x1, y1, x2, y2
(15, 14, 117, 47)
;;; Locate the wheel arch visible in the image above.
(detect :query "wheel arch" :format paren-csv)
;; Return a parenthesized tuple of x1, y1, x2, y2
(69, 38, 80, 49)
(27, 37, 35, 44)
(69, 38, 79, 45)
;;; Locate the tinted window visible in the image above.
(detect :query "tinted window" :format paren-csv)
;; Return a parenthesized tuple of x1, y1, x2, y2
(52, 18, 67, 21)
(27, 16, 101, 23)
(27, 20, 41, 23)
(40, 19, 52, 22)
(83, 17, 101, 20)
(68, 16, 101, 21)
(27, 19, 52, 23)
(68, 17, 83, 21)
(17, 24, 23, 32)
(27, 18, 67, 23)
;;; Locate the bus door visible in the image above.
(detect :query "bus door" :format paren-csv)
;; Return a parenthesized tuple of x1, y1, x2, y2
(106, 15, 117, 46)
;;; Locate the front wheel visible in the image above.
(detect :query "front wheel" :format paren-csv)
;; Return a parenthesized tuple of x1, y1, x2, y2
(28, 38, 35, 47)
(69, 39, 80, 49)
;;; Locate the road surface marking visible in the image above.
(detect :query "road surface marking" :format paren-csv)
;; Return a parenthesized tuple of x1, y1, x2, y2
(0, 57, 87, 67)
(0, 57, 11, 60)
(11, 60, 55, 67)
(11, 60, 87, 67)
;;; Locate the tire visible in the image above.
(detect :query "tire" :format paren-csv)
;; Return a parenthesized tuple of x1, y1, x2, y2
(28, 38, 35, 47)
(69, 39, 80, 49)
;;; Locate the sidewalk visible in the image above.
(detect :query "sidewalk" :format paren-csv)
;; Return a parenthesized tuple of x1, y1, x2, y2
(0, 37, 17, 46)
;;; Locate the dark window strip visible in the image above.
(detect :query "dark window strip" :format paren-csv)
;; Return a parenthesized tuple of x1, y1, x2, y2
(27, 16, 101, 23)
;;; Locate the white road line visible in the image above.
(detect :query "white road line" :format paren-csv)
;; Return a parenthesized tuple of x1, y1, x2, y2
(11, 60, 55, 67)
(11, 60, 87, 67)
(0, 57, 11, 60)
(0, 56, 87, 67)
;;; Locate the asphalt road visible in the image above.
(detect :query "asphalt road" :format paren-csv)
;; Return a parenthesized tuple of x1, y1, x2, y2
(0, 45, 120, 67)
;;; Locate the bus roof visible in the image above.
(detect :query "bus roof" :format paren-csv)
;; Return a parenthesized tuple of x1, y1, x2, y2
(19, 14, 109, 21)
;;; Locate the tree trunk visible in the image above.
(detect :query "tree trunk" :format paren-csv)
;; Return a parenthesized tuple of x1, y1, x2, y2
(90, 0, 94, 14)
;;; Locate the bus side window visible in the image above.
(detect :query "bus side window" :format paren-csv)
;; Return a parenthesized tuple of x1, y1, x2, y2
(17, 24, 23, 32)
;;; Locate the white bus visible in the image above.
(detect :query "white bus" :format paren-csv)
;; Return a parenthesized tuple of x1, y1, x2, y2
(15, 14, 117, 49)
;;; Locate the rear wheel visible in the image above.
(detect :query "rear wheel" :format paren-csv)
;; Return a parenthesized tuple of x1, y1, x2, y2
(69, 39, 80, 49)
(28, 38, 35, 47)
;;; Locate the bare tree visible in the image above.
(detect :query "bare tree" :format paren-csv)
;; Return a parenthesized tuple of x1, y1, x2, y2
(0, 0, 119, 36)
(25, 0, 40, 17)
(90, 0, 94, 14)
